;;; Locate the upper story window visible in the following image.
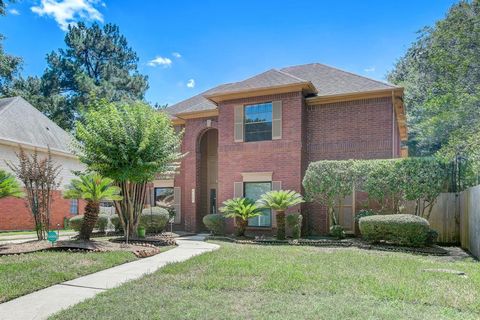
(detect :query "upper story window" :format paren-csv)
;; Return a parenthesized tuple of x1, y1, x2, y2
(70, 199, 79, 215)
(244, 102, 272, 142)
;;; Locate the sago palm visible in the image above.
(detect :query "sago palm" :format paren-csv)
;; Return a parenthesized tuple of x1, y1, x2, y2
(257, 190, 304, 240)
(219, 198, 261, 237)
(64, 173, 122, 240)
(0, 170, 23, 199)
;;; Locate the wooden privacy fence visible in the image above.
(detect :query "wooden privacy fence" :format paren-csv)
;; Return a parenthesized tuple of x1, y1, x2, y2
(421, 185, 480, 259)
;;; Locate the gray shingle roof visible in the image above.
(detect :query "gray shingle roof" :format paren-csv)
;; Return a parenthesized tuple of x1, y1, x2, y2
(0, 96, 74, 154)
(167, 63, 397, 116)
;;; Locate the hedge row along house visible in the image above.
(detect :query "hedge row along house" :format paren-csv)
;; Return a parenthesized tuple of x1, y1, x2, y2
(163, 63, 407, 235)
(0, 97, 85, 231)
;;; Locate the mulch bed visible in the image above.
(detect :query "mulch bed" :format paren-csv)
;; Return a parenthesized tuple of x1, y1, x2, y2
(0, 238, 173, 258)
(207, 235, 449, 256)
(110, 234, 177, 247)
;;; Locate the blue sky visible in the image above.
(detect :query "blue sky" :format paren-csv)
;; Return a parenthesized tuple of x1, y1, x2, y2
(2, 0, 457, 106)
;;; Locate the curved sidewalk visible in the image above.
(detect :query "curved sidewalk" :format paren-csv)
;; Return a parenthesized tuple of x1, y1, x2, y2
(0, 234, 218, 320)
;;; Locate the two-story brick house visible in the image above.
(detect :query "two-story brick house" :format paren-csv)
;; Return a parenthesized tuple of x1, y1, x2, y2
(157, 63, 407, 235)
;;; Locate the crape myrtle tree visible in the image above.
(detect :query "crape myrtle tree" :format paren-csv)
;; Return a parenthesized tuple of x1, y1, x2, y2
(74, 100, 183, 238)
(7, 147, 61, 240)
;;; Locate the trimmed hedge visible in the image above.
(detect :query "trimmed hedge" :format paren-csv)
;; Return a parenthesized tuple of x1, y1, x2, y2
(359, 214, 431, 247)
(203, 214, 225, 235)
(140, 207, 170, 234)
(68, 214, 111, 232)
(286, 213, 302, 239)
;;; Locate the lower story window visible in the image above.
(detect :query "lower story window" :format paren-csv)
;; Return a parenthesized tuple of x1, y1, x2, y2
(70, 199, 79, 215)
(154, 187, 174, 207)
(244, 181, 271, 227)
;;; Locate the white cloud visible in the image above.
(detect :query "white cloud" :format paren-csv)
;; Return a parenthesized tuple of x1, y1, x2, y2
(147, 56, 172, 67)
(186, 79, 195, 88)
(172, 52, 181, 58)
(31, 0, 104, 31)
(9, 8, 20, 15)
(364, 67, 376, 73)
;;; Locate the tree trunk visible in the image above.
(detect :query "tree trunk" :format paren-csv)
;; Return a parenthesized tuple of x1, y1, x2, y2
(236, 218, 248, 237)
(276, 210, 286, 240)
(80, 201, 100, 240)
(113, 181, 148, 240)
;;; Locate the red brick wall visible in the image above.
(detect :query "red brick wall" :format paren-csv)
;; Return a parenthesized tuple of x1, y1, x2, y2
(0, 190, 86, 231)
(304, 96, 401, 235)
(218, 92, 304, 234)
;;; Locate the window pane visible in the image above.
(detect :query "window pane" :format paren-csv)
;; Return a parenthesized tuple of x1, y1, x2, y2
(244, 102, 272, 142)
(244, 182, 271, 227)
(154, 187, 174, 207)
(70, 199, 78, 215)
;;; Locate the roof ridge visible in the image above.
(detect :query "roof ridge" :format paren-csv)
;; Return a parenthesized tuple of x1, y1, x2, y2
(284, 62, 397, 88)
(274, 68, 309, 83)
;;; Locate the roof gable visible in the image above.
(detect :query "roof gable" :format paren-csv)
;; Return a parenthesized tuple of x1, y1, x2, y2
(0, 97, 74, 154)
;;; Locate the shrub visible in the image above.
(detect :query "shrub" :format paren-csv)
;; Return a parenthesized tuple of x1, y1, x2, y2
(140, 207, 170, 234)
(286, 213, 302, 239)
(358, 214, 430, 247)
(426, 229, 439, 245)
(69, 215, 84, 232)
(203, 214, 225, 235)
(96, 214, 109, 233)
(355, 209, 376, 222)
(110, 215, 123, 232)
(329, 225, 345, 239)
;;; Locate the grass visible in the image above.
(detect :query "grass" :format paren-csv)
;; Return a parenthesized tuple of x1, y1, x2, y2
(0, 250, 136, 302)
(0, 229, 75, 238)
(50, 242, 480, 320)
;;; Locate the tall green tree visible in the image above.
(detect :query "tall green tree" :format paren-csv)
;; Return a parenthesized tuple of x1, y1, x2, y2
(74, 100, 183, 238)
(11, 22, 149, 129)
(0, 169, 23, 199)
(64, 173, 122, 240)
(388, 0, 480, 173)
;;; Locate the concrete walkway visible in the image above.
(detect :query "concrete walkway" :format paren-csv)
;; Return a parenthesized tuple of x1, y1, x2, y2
(0, 234, 218, 320)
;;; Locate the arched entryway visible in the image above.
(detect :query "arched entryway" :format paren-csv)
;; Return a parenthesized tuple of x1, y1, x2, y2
(196, 128, 218, 230)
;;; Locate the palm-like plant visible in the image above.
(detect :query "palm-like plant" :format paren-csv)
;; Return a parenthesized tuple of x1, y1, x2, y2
(0, 170, 23, 199)
(257, 190, 305, 240)
(219, 198, 261, 237)
(64, 173, 122, 240)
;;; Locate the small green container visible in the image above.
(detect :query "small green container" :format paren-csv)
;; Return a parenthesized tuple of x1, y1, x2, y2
(137, 227, 146, 238)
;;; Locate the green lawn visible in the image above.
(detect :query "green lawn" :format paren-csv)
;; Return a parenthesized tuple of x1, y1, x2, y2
(0, 250, 136, 302)
(50, 242, 480, 320)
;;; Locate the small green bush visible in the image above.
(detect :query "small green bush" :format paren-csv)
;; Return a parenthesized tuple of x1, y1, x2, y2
(69, 215, 84, 232)
(355, 209, 376, 222)
(140, 207, 170, 234)
(359, 214, 430, 247)
(96, 214, 109, 233)
(203, 214, 225, 235)
(426, 229, 439, 245)
(330, 224, 345, 239)
(286, 213, 302, 239)
(110, 215, 123, 232)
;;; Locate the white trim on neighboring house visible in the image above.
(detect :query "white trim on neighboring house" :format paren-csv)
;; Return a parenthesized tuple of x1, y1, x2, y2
(241, 172, 273, 182)
(0, 137, 77, 159)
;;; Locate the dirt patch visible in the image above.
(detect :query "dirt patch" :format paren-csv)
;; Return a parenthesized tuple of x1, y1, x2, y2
(0, 238, 174, 258)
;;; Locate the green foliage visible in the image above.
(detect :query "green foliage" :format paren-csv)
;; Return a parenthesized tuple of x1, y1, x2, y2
(96, 214, 109, 233)
(286, 213, 302, 239)
(355, 209, 376, 222)
(63, 173, 122, 202)
(388, 0, 480, 176)
(426, 229, 439, 245)
(68, 215, 84, 232)
(140, 207, 170, 234)
(110, 215, 123, 232)
(220, 198, 261, 236)
(257, 190, 304, 240)
(329, 224, 345, 239)
(0, 169, 23, 199)
(358, 214, 431, 247)
(203, 214, 226, 235)
(75, 101, 183, 183)
(8, 22, 148, 129)
(303, 158, 448, 218)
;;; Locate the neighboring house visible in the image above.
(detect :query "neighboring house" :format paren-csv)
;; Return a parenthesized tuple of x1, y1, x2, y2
(161, 63, 407, 235)
(0, 97, 85, 231)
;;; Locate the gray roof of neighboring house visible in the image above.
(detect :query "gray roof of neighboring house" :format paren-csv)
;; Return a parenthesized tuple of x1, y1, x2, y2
(0, 96, 74, 154)
(166, 63, 397, 116)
